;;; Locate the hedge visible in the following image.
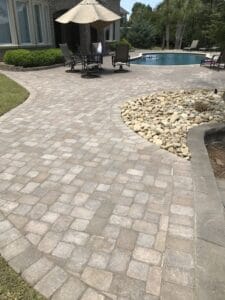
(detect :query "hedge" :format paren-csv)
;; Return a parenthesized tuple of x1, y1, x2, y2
(108, 38, 132, 52)
(3, 48, 63, 68)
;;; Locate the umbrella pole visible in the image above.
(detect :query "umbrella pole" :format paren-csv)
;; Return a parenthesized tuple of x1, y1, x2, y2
(97, 28, 105, 54)
(79, 24, 91, 54)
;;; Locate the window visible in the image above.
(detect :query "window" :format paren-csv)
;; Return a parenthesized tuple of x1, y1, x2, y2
(0, 0, 12, 44)
(16, 1, 31, 43)
(34, 4, 43, 43)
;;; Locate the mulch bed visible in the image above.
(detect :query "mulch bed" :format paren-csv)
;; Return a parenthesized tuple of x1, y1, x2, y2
(207, 141, 225, 178)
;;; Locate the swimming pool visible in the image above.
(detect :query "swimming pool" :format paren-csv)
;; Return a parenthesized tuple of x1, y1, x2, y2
(131, 53, 205, 65)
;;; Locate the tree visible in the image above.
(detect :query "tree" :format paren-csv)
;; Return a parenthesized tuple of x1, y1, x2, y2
(126, 2, 156, 49)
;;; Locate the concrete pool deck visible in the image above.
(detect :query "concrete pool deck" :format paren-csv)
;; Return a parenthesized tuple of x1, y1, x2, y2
(0, 57, 225, 299)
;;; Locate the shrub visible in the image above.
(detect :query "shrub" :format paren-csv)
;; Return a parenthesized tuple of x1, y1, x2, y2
(194, 100, 210, 112)
(3, 48, 63, 68)
(108, 38, 132, 51)
(127, 20, 156, 49)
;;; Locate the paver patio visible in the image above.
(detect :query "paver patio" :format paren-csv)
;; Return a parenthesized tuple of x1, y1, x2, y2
(0, 57, 225, 299)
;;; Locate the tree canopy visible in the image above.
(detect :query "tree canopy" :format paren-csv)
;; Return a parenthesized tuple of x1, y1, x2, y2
(122, 0, 225, 49)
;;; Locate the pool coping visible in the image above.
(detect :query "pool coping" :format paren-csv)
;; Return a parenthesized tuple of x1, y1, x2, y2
(188, 123, 225, 300)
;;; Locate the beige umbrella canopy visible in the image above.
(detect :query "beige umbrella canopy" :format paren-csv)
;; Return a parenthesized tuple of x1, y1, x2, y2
(56, 0, 121, 29)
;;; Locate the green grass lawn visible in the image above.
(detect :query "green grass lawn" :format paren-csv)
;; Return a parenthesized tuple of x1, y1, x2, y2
(0, 256, 45, 300)
(0, 74, 45, 299)
(0, 73, 29, 116)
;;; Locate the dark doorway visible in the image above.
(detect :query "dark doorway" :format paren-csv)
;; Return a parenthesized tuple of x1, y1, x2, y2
(90, 26, 98, 43)
(53, 10, 80, 52)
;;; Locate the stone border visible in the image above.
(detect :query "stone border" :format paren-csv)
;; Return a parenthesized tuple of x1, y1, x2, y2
(188, 124, 225, 300)
(0, 62, 64, 72)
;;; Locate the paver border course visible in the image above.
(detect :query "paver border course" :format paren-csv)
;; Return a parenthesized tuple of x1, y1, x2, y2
(188, 124, 225, 300)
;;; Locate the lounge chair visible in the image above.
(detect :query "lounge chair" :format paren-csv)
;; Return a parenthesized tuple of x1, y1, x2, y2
(200, 49, 225, 70)
(112, 44, 130, 71)
(59, 43, 83, 71)
(184, 40, 199, 51)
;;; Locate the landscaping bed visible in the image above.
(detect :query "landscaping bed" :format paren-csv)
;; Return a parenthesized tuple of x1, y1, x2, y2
(3, 49, 63, 68)
(207, 141, 225, 178)
(121, 90, 225, 159)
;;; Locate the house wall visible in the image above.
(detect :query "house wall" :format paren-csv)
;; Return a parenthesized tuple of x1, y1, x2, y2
(0, 0, 121, 59)
(0, 0, 53, 59)
(50, 0, 121, 48)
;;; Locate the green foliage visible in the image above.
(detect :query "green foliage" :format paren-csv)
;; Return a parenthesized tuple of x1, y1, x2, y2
(127, 20, 156, 49)
(108, 38, 132, 51)
(153, 0, 225, 49)
(122, 2, 156, 49)
(3, 48, 63, 67)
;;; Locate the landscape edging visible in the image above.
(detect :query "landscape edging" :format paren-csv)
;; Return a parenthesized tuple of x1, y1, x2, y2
(188, 123, 225, 300)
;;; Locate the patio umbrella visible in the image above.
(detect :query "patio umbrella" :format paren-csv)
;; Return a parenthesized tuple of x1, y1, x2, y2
(55, 0, 121, 29)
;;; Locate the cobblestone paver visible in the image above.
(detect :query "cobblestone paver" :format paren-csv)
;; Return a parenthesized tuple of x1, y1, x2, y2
(0, 57, 224, 299)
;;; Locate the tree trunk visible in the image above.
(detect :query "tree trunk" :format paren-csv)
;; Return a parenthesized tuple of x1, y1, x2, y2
(165, 0, 170, 49)
(175, 23, 184, 49)
(166, 25, 170, 49)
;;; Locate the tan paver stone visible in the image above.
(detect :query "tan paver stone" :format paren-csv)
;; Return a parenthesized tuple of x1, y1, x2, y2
(52, 242, 74, 259)
(0, 220, 12, 233)
(165, 249, 194, 270)
(38, 231, 62, 253)
(1, 237, 29, 261)
(26, 233, 41, 245)
(71, 207, 95, 220)
(168, 224, 193, 240)
(81, 288, 105, 300)
(35, 266, 68, 298)
(71, 218, 89, 231)
(108, 248, 131, 272)
(154, 231, 167, 252)
(159, 215, 169, 231)
(81, 267, 113, 291)
(8, 214, 28, 229)
(88, 252, 110, 269)
(22, 257, 54, 285)
(63, 230, 89, 246)
(170, 205, 194, 217)
(133, 220, 158, 235)
(66, 246, 91, 273)
(166, 236, 194, 253)
(52, 277, 86, 300)
(146, 266, 162, 296)
(110, 215, 132, 228)
(161, 282, 193, 300)
(163, 266, 193, 287)
(24, 220, 49, 235)
(170, 214, 193, 227)
(127, 259, 149, 281)
(117, 228, 137, 250)
(133, 247, 161, 265)
(137, 233, 154, 249)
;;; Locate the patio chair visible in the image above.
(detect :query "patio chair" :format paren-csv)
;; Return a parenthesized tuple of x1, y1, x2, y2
(211, 49, 225, 70)
(91, 42, 103, 67)
(184, 40, 199, 51)
(59, 43, 83, 71)
(79, 47, 101, 78)
(112, 44, 130, 72)
(200, 49, 225, 70)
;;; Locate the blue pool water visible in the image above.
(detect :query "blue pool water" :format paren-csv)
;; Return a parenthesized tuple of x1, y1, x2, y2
(131, 53, 205, 65)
